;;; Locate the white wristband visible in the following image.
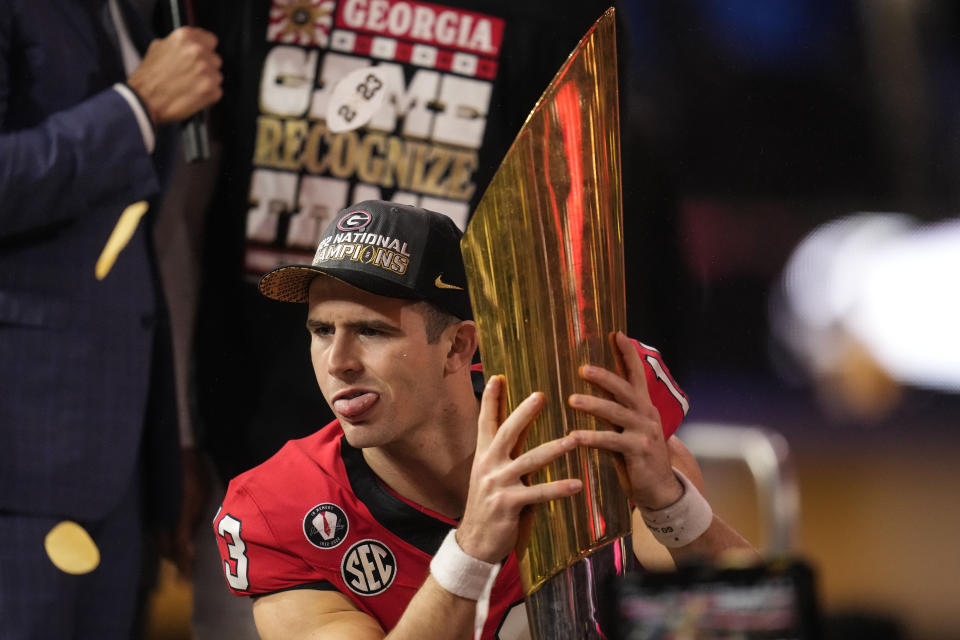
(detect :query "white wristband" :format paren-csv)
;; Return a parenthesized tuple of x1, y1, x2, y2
(430, 529, 500, 601)
(639, 467, 713, 548)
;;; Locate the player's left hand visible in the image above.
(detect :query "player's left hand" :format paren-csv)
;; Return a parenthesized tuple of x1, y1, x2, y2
(566, 331, 684, 511)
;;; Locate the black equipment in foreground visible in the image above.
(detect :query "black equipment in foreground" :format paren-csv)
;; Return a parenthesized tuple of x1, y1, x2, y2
(609, 560, 822, 640)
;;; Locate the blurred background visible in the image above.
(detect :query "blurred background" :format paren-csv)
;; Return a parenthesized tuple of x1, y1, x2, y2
(146, 0, 960, 638)
(615, 1, 960, 639)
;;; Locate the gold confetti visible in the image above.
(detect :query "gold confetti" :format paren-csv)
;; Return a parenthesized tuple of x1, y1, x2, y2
(95, 200, 149, 280)
(44, 520, 100, 575)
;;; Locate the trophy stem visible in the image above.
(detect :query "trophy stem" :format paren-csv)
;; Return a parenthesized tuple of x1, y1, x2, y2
(524, 537, 637, 640)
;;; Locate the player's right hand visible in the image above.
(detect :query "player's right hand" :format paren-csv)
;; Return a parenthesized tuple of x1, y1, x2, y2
(456, 375, 582, 563)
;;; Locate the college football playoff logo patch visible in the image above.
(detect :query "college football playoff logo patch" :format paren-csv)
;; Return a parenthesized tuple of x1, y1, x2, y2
(341, 539, 396, 596)
(303, 503, 348, 549)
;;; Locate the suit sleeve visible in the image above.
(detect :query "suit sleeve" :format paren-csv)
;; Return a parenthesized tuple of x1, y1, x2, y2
(0, 6, 160, 240)
(634, 339, 689, 439)
(214, 483, 327, 597)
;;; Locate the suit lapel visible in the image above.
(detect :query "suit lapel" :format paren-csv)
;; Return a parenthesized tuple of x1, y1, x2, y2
(47, 0, 103, 61)
(115, 0, 156, 55)
(49, 0, 154, 78)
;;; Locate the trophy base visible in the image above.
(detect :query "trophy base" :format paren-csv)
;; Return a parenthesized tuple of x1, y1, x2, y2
(524, 536, 637, 639)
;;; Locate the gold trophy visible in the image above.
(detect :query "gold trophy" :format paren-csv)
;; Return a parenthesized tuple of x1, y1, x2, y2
(461, 8, 631, 638)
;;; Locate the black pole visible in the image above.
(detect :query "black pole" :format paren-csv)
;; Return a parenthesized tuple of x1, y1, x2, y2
(168, 0, 209, 163)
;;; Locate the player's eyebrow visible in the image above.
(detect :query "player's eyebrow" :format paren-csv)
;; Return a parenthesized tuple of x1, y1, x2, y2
(306, 318, 401, 333)
(347, 319, 402, 334)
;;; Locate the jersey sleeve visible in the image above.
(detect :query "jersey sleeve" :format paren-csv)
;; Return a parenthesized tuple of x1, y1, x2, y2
(213, 482, 325, 597)
(633, 340, 689, 439)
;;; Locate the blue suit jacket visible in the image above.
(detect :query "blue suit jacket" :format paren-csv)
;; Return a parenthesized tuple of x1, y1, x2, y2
(0, 0, 180, 523)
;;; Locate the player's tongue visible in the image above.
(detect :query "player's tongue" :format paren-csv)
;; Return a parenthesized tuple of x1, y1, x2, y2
(334, 392, 378, 418)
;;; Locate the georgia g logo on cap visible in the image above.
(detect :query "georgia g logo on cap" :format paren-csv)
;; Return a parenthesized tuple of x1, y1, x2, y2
(337, 210, 372, 231)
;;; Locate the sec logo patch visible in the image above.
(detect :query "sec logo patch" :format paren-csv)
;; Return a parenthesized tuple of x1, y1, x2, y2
(341, 539, 396, 596)
(303, 503, 349, 549)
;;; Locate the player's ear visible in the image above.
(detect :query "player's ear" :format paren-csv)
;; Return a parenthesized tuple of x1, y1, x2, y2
(444, 320, 477, 373)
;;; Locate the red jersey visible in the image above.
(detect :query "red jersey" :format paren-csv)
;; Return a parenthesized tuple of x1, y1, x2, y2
(214, 339, 687, 637)
(215, 424, 530, 636)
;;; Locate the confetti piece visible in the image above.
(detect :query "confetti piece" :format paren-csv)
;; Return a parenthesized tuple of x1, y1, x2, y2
(95, 200, 149, 280)
(45, 520, 100, 575)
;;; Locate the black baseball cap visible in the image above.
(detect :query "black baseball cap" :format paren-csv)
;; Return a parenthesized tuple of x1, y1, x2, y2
(259, 200, 472, 320)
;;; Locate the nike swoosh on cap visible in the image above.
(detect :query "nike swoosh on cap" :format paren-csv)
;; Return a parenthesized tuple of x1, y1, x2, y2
(434, 275, 464, 290)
